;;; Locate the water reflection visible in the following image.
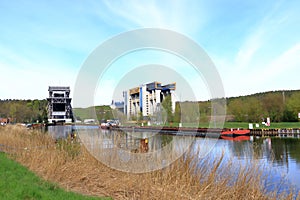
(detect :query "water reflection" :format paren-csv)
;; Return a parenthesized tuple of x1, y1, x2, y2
(222, 137, 300, 193)
(47, 126, 300, 192)
(252, 138, 300, 167)
(252, 137, 300, 191)
(71, 127, 194, 173)
(47, 125, 73, 139)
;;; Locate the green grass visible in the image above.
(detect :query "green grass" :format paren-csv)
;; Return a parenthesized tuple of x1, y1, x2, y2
(223, 122, 253, 129)
(176, 122, 249, 129)
(223, 122, 300, 129)
(0, 152, 110, 200)
(73, 106, 113, 122)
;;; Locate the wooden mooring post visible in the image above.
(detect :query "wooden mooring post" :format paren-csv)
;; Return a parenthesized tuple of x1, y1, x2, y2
(250, 128, 300, 138)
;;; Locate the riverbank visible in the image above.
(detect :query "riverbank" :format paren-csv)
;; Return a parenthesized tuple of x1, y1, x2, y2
(0, 152, 106, 200)
(19, 121, 300, 133)
(0, 125, 298, 199)
(111, 125, 300, 138)
(144, 122, 300, 129)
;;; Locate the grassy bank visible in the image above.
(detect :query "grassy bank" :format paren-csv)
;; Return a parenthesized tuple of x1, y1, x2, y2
(0, 125, 298, 199)
(0, 152, 106, 200)
(223, 122, 300, 129)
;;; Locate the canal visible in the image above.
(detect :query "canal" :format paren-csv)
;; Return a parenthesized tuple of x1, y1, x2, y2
(48, 125, 300, 194)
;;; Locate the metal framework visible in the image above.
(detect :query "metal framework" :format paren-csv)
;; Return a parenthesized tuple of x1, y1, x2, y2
(47, 86, 73, 123)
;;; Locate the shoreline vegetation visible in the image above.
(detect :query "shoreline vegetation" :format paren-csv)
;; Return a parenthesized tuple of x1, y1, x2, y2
(0, 152, 105, 200)
(0, 125, 299, 199)
(1, 90, 300, 126)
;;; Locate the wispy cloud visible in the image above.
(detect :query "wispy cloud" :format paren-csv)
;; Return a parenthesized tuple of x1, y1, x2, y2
(259, 43, 300, 81)
(220, 42, 300, 97)
(233, 0, 293, 70)
(1, 0, 300, 102)
(212, 0, 300, 97)
(235, 29, 264, 69)
(101, 0, 204, 33)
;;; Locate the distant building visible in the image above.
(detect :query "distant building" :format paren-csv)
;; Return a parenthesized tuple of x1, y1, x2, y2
(47, 86, 73, 123)
(123, 81, 176, 119)
(110, 100, 124, 113)
(83, 119, 96, 124)
(0, 117, 12, 125)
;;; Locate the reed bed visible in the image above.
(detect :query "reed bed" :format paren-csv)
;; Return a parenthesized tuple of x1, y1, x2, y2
(0, 125, 298, 200)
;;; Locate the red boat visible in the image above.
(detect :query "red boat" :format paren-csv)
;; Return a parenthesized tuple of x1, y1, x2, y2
(221, 129, 250, 137)
(221, 135, 250, 141)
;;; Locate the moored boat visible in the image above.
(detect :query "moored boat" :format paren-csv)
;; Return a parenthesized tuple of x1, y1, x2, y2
(221, 129, 250, 137)
(100, 119, 120, 129)
(221, 135, 250, 141)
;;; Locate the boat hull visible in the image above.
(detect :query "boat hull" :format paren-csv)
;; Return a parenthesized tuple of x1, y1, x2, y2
(221, 135, 250, 141)
(221, 129, 250, 137)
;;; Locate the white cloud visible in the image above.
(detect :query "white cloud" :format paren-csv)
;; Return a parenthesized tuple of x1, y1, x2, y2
(1, 0, 300, 103)
(219, 43, 300, 98)
(235, 29, 264, 69)
(234, 1, 289, 70)
(258, 43, 300, 82)
(103, 1, 165, 27)
(214, 1, 300, 97)
(102, 0, 204, 34)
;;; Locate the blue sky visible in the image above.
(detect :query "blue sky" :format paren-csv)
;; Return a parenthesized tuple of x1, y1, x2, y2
(1, 0, 300, 106)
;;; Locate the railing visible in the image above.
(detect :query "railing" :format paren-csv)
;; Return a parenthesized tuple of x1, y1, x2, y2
(48, 86, 70, 91)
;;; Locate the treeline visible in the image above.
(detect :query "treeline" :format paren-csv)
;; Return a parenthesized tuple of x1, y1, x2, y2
(71, 90, 300, 124)
(1, 90, 299, 124)
(0, 99, 48, 123)
(175, 90, 300, 123)
(0, 98, 115, 124)
(226, 90, 300, 122)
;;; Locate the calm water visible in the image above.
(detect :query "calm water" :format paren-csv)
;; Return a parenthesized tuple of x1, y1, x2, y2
(48, 125, 300, 193)
(201, 137, 300, 194)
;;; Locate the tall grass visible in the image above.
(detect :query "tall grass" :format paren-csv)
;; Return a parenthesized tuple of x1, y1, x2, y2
(0, 152, 105, 200)
(0, 125, 299, 200)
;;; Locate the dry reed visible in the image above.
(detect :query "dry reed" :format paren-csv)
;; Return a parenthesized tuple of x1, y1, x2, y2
(0, 125, 299, 200)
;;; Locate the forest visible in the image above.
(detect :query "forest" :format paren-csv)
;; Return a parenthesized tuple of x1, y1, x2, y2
(197, 90, 300, 123)
(0, 90, 299, 124)
(0, 99, 48, 123)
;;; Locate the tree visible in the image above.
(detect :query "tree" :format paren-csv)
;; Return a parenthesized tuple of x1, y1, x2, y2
(138, 110, 144, 122)
(173, 102, 181, 123)
(0, 101, 10, 118)
(228, 98, 245, 122)
(261, 93, 285, 122)
(284, 92, 300, 122)
(244, 97, 263, 122)
(177, 101, 200, 124)
(0, 99, 48, 123)
(161, 95, 173, 123)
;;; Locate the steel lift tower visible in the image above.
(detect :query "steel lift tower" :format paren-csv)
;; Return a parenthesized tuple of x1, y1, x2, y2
(47, 86, 73, 123)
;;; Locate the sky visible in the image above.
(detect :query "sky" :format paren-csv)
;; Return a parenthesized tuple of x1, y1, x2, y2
(1, 0, 300, 107)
